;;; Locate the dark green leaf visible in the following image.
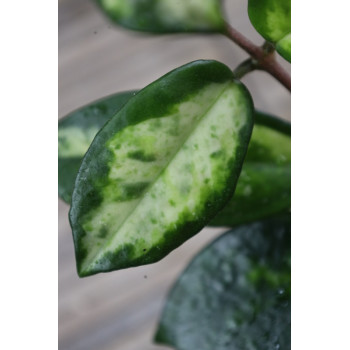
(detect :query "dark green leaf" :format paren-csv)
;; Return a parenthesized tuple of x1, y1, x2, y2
(248, 0, 291, 62)
(155, 216, 291, 350)
(96, 0, 225, 33)
(210, 111, 291, 227)
(69, 60, 254, 277)
(58, 91, 137, 203)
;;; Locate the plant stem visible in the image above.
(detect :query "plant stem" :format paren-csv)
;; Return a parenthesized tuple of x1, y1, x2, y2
(233, 59, 257, 79)
(224, 23, 291, 91)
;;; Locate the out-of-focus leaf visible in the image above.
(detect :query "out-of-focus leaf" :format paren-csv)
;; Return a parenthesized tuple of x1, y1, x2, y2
(248, 0, 291, 62)
(58, 91, 137, 203)
(155, 216, 291, 350)
(210, 111, 290, 227)
(276, 34, 291, 62)
(69, 60, 254, 277)
(96, 0, 225, 33)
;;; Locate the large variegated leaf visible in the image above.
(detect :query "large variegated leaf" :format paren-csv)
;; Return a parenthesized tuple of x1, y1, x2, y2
(210, 111, 290, 226)
(155, 216, 291, 350)
(58, 91, 137, 203)
(96, 0, 225, 33)
(69, 60, 254, 277)
(248, 0, 291, 62)
(59, 96, 290, 227)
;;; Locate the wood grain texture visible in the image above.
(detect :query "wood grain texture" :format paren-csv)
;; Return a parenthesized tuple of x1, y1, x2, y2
(58, 1, 290, 349)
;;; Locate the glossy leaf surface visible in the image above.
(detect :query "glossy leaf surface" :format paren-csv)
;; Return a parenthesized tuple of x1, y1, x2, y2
(155, 216, 291, 350)
(59, 101, 290, 226)
(210, 111, 291, 227)
(69, 60, 254, 277)
(58, 91, 137, 203)
(248, 0, 291, 62)
(96, 0, 225, 33)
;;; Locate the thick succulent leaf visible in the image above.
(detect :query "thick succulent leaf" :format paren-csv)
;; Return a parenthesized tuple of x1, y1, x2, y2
(59, 99, 290, 226)
(96, 0, 225, 33)
(210, 111, 291, 227)
(58, 91, 137, 203)
(155, 216, 291, 350)
(248, 0, 291, 42)
(248, 0, 291, 62)
(60, 99, 290, 227)
(69, 60, 254, 277)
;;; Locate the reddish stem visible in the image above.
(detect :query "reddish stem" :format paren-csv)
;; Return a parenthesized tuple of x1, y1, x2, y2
(224, 23, 291, 91)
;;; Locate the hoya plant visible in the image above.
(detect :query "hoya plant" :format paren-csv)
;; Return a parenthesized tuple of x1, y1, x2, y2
(58, 0, 291, 349)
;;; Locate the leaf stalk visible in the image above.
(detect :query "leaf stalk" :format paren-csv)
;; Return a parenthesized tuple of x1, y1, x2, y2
(233, 59, 257, 80)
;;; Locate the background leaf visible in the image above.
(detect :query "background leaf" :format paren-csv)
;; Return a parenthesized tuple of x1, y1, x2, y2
(248, 0, 291, 62)
(96, 0, 225, 33)
(155, 216, 291, 350)
(69, 60, 254, 277)
(210, 111, 290, 227)
(58, 91, 137, 203)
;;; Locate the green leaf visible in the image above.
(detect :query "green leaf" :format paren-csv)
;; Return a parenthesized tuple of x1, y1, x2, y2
(248, 0, 291, 62)
(210, 111, 291, 227)
(96, 0, 225, 33)
(58, 91, 137, 203)
(155, 216, 291, 350)
(69, 60, 254, 277)
(276, 33, 291, 62)
(59, 98, 290, 228)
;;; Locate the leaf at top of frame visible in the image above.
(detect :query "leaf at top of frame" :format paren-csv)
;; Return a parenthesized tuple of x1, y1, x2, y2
(96, 0, 225, 33)
(69, 60, 254, 277)
(248, 0, 291, 62)
(58, 91, 137, 203)
(155, 216, 291, 350)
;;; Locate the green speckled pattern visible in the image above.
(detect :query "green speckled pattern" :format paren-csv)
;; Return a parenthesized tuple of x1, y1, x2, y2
(97, 0, 224, 33)
(58, 91, 137, 203)
(248, 0, 291, 62)
(69, 60, 254, 277)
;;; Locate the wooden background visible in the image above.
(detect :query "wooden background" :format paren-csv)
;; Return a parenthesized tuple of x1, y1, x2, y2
(58, 1, 291, 349)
